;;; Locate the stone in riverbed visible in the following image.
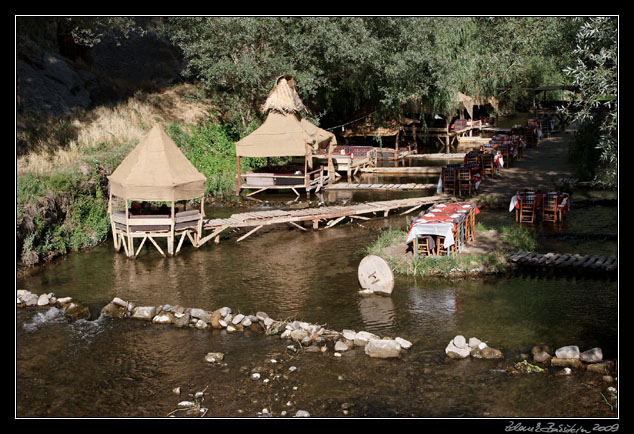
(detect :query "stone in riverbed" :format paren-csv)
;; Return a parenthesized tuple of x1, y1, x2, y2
(64, 302, 91, 322)
(290, 329, 309, 342)
(580, 347, 603, 363)
(354, 331, 379, 347)
(364, 339, 402, 358)
(395, 337, 412, 350)
(210, 309, 223, 328)
(24, 294, 39, 306)
(586, 361, 614, 374)
(101, 302, 128, 319)
(453, 335, 467, 348)
(190, 308, 211, 323)
(153, 312, 174, 324)
(172, 312, 190, 328)
(471, 345, 504, 360)
(37, 293, 50, 306)
(131, 306, 157, 321)
(342, 329, 356, 341)
(445, 336, 470, 359)
(334, 340, 350, 352)
(56, 297, 73, 307)
(555, 345, 580, 359)
(112, 297, 128, 308)
(204, 352, 224, 363)
(551, 357, 582, 369)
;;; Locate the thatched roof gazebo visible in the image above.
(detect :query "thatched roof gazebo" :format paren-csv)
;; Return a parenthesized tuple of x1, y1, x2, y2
(107, 124, 207, 258)
(234, 74, 337, 198)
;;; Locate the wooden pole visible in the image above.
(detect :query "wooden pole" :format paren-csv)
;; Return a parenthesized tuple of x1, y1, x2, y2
(236, 156, 242, 196)
(169, 201, 175, 255)
(304, 153, 310, 198)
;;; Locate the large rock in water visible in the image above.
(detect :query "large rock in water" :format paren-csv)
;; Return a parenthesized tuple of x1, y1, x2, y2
(555, 345, 580, 359)
(131, 306, 157, 321)
(364, 339, 402, 358)
(64, 303, 91, 322)
(471, 345, 504, 360)
(580, 347, 603, 363)
(445, 335, 470, 359)
(354, 331, 379, 347)
(101, 302, 128, 319)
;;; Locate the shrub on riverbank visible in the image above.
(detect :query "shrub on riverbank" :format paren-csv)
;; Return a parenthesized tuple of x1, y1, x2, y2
(17, 164, 112, 267)
(16, 86, 257, 270)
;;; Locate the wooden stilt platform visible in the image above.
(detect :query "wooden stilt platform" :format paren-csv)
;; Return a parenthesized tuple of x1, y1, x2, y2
(200, 195, 448, 244)
(407, 153, 466, 162)
(324, 183, 437, 191)
(508, 251, 617, 273)
(359, 166, 443, 175)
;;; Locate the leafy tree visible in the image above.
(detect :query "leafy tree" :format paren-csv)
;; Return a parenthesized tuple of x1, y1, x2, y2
(560, 17, 617, 186)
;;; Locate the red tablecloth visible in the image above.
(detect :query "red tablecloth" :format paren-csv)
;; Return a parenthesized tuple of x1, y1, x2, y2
(407, 203, 479, 247)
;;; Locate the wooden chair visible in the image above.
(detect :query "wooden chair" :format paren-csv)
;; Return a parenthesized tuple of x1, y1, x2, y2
(465, 153, 480, 169)
(443, 168, 458, 195)
(458, 167, 472, 197)
(519, 194, 537, 223)
(465, 208, 475, 242)
(414, 236, 434, 257)
(482, 153, 495, 178)
(542, 193, 558, 223)
(436, 235, 455, 256)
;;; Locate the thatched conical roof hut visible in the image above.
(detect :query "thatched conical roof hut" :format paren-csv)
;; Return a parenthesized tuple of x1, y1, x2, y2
(260, 74, 307, 115)
(234, 74, 336, 196)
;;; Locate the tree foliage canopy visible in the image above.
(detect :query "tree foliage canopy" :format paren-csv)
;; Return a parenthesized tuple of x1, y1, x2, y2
(163, 16, 584, 133)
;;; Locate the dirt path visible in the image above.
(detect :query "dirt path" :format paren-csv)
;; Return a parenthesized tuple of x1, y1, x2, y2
(476, 131, 575, 207)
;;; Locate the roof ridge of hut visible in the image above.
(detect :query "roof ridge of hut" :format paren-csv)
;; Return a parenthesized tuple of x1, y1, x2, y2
(260, 74, 309, 115)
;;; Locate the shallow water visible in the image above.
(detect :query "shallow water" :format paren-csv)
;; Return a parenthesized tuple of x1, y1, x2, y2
(16, 181, 618, 419)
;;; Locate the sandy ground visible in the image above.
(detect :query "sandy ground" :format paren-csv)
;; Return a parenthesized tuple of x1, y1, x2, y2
(476, 131, 575, 207)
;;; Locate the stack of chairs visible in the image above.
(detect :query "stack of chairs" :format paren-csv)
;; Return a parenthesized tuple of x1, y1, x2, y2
(442, 166, 458, 195)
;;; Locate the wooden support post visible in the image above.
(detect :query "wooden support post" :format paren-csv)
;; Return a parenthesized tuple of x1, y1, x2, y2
(313, 220, 319, 229)
(175, 232, 187, 254)
(247, 187, 269, 197)
(288, 221, 307, 231)
(237, 225, 263, 242)
(135, 236, 148, 257)
(168, 202, 175, 256)
(121, 233, 130, 257)
(236, 156, 242, 196)
(304, 154, 310, 198)
(198, 225, 229, 247)
(326, 215, 347, 228)
(148, 235, 166, 257)
(399, 203, 424, 215)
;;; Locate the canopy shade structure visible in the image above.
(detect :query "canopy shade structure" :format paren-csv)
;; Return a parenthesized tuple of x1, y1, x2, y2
(235, 111, 336, 158)
(234, 74, 335, 197)
(339, 113, 419, 138)
(108, 124, 207, 202)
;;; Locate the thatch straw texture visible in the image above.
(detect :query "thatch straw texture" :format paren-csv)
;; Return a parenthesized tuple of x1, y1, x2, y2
(260, 74, 306, 114)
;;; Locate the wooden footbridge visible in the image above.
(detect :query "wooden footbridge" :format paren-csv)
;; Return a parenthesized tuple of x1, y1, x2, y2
(324, 183, 437, 191)
(508, 251, 618, 273)
(199, 195, 448, 245)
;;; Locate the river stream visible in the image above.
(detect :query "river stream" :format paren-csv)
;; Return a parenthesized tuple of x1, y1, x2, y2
(16, 167, 618, 419)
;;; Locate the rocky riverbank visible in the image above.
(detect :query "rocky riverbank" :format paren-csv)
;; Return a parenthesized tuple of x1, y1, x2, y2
(16, 290, 412, 361)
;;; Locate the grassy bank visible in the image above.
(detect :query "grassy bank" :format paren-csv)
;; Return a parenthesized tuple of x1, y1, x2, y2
(16, 85, 263, 271)
(365, 224, 537, 277)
